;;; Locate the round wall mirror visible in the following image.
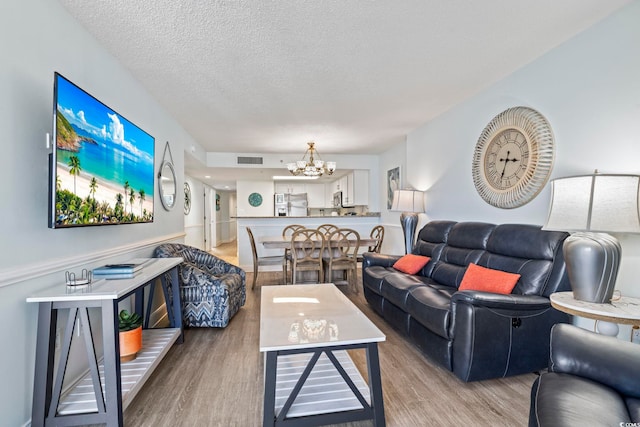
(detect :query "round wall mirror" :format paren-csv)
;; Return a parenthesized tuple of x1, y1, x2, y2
(158, 161, 177, 211)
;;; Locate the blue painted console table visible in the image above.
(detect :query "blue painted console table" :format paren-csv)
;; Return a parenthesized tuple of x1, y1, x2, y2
(27, 257, 184, 427)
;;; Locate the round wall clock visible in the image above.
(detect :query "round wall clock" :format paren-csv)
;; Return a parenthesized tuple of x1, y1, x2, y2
(472, 106, 555, 209)
(248, 192, 263, 207)
(184, 182, 191, 215)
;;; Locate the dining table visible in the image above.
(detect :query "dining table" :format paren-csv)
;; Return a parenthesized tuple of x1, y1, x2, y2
(259, 235, 378, 250)
(259, 234, 378, 286)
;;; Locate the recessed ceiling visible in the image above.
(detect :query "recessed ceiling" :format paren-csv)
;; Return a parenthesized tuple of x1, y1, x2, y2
(58, 0, 630, 189)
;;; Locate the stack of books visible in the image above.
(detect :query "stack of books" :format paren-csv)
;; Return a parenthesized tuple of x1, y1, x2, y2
(92, 262, 145, 280)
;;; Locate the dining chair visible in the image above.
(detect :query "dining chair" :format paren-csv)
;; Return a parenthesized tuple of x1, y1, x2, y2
(325, 228, 360, 293)
(290, 228, 325, 284)
(317, 223, 339, 236)
(357, 225, 385, 263)
(282, 224, 305, 283)
(246, 227, 286, 289)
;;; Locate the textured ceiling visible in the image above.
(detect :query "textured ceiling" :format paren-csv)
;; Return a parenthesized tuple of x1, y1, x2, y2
(57, 0, 629, 186)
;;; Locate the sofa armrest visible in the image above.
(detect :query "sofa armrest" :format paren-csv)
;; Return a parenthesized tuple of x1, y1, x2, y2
(451, 291, 552, 310)
(362, 252, 401, 269)
(549, 323, 640, 399)
(450, 291, 569, 381)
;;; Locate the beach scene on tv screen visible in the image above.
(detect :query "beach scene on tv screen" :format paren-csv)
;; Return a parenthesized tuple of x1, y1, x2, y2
(54, 75, 154, 226)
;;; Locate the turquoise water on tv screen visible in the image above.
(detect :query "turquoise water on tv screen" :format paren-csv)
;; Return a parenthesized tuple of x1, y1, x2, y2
(55, 74, 154, 198)
(57, 136, 154, 197)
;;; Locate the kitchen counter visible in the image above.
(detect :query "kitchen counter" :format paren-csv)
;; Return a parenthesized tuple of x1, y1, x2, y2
(234, 213, 380, 219)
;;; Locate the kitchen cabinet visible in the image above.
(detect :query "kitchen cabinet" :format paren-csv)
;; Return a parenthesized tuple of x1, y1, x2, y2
(275, 183, 306, 194)
(305, 184, 326, 208)
(341, 170, 369, 207)
(274, 183, 328, 208)
(331, 178, 342, 194)
(325, 184, 336, 208)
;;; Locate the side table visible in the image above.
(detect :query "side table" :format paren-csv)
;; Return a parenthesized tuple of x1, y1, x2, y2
(550, 291, 640, 338)
(27, 257, 184, 427)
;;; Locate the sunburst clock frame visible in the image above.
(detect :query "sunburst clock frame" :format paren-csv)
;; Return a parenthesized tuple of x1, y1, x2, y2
(472, 106, 555, 209)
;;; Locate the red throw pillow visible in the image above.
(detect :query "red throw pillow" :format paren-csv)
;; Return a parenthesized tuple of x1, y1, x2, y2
(458, 263, 521, 294)
(393, 254, 431, 274)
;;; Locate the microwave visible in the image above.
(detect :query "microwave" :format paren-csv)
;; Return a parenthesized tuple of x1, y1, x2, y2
(333, 191, 342, 208)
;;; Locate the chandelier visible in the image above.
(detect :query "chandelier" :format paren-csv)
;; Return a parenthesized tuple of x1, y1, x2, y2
(286, 142, 336, 177)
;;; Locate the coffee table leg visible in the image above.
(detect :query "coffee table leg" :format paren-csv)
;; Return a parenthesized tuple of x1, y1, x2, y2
(263, 351, 277, 427)
(367, 343, 386, 427)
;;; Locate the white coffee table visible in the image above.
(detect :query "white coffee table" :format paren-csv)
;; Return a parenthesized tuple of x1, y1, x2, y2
(260, 284, 386, 427)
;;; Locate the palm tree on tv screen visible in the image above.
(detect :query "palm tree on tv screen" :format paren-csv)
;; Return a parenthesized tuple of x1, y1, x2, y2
(138, 189, 146, 217)
(89, 177, 98, 200)
(129, 188, 135, 218)
(124, 181, 130, 214)
(68, 155, 81, 195)
(115, 193, 124, 220)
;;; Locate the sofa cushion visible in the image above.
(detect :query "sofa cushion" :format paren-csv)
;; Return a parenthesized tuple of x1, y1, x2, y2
(428, 222, 495, 288)
(531, 373, 631, 426)
(380, 273, 431, 309)
(406, 284, 457, 339)
(487, 224, 564, 260)
(362, 265, 397, 295)
(393, 254, 431, 274)
(413, 220, 456, 276)
(447, 222, 495, 249)
(458, 263, 520, 294)
(484, 224, 569, 296)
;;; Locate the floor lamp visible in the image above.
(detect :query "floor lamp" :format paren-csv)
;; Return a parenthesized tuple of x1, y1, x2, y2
(391, 189, 425, 254)
(543, 173, 640, 334)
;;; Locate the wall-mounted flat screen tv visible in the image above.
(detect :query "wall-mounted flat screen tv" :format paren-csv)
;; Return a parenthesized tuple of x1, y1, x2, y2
(49, 73, 155, 228)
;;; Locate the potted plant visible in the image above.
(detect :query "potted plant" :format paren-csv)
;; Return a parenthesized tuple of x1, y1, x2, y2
(118, 309, 143, 362)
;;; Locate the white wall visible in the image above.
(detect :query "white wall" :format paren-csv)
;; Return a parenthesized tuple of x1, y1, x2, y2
(398, 2, 640, 336)
(378, 141, 410, 255)
(184, 175, 205, 249)
(236, 180, 276, 217)
(0, 1, 194, 424)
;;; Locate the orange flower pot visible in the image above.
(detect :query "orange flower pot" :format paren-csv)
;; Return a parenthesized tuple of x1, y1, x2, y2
(119, 326, 142, 363)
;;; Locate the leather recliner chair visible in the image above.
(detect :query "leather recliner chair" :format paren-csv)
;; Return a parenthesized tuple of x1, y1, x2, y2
(529, 323, 640, 426)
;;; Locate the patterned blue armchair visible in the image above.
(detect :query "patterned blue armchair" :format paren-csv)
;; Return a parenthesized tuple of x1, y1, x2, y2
(154, 243, 246, 328)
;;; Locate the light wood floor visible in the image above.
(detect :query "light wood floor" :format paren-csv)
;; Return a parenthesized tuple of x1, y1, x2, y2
(209, 240, 239, 266)
(124, 242, 534, 426)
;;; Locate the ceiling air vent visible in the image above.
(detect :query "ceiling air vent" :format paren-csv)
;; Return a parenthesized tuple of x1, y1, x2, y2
(237, 156, 263, 165)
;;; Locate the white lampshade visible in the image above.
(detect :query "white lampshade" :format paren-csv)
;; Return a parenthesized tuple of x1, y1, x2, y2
(391, 189, 425, 213)
(543, 174, 640, 233)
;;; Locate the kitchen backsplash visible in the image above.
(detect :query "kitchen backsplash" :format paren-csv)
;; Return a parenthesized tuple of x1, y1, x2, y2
(308, 205, 373, 216)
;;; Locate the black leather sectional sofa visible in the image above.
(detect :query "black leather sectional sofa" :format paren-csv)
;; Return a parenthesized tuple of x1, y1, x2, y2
(362, 220, 571, 382)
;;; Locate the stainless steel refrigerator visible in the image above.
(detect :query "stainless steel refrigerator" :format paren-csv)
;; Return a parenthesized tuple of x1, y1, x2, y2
(274, 193, 308, 216)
